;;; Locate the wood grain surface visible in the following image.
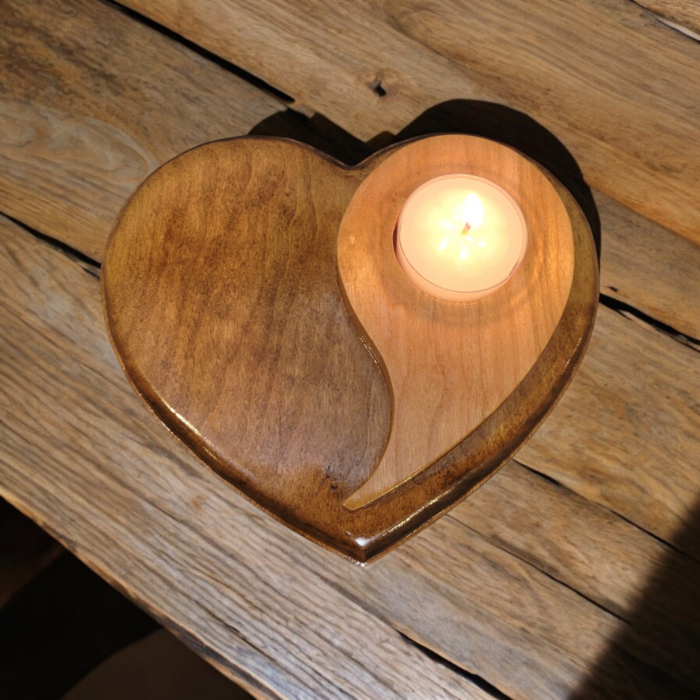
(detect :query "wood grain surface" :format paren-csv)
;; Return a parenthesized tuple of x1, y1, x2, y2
(120, 0, 700, 248)
(102, 135, 595, 559)
(637, 0, 700, 36)
(0, 221, 494, 700)
(2, 0, 700, 696)
(3, 213, 699, 698)
(518, 302, 700, 557)
(0, 0, 280, 261)
(338, 135, 576, 508)
(5, 0, 698, 343)
(595, 191, 700, 341)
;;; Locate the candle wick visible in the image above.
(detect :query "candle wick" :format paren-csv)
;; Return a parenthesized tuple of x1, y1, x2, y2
(461, 222, 472, 235)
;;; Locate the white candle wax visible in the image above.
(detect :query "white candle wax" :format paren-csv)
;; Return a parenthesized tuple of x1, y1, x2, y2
(395, 174, 527, 301)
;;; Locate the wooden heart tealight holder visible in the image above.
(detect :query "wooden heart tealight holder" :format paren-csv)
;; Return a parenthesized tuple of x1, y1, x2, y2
(102, 134, 598, 564)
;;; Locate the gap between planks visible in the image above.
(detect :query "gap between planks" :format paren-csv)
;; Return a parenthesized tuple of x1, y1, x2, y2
(513, 461, 699, 563)
(101, 0, 295, 106)
(397, 634, 513, 700)
(632, 0, 700, 40)
(0, 488, 283, 700)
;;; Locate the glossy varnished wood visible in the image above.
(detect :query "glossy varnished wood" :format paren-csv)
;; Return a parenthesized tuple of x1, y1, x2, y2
(103, 138, 391, 530)
(102, 135, 597, 561)
(338, 135, 575, 508)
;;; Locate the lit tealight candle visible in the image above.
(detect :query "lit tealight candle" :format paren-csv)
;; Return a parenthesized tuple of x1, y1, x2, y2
(395, 174, 527, 301)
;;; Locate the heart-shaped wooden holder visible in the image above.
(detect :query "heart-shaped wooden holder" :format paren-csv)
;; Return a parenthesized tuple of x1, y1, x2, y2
(103, 135, 598, 564)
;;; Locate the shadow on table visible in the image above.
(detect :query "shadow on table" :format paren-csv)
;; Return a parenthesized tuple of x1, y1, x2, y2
(0, 502, 254, 699)
(249, 98, 602, 262)
(569, 495, 700, 700)
(249, 100, 700, 698)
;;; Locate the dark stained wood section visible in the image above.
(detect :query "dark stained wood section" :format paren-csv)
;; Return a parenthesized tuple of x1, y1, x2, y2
(2, 0, 700, 697)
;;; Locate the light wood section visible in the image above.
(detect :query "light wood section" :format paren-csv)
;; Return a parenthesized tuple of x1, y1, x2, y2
(0, 0, 280, 261)
(120, 0, 700, 247)
(338, 135, 576, 509)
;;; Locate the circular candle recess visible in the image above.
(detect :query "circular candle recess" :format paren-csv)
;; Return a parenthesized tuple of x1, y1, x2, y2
(395, 174, 528, 301)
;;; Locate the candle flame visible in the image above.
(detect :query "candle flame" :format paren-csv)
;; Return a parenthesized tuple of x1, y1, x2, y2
(461, 193, 483, 233)
(433, 192, 492, 265)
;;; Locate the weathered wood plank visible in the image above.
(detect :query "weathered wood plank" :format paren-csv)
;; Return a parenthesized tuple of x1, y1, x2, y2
(518, 305, 700, 558)
(456, 462, 700, 694)
(596, 191, 700, 340)
(0, 0, 281, 261)
(119, 0, 700, 247)
(636, 0, 700, 37)
(4, 0, 699, 344)
(2, 214, 699, 699)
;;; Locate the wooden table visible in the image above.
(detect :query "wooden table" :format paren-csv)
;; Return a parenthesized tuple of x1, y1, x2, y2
(2, 1, 700, 698)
